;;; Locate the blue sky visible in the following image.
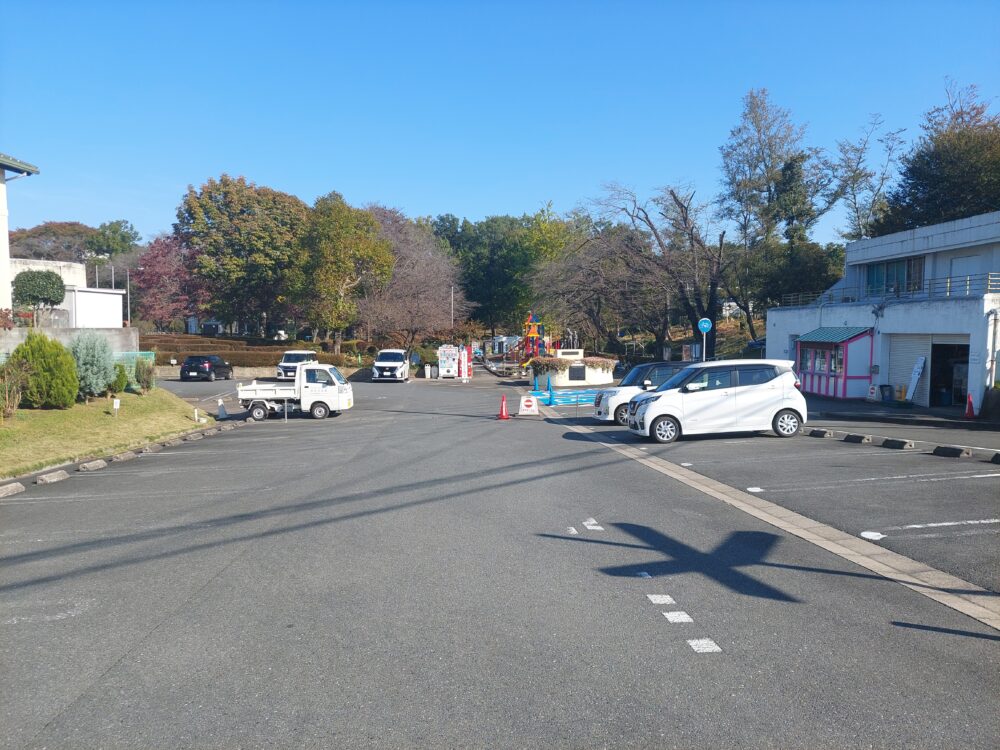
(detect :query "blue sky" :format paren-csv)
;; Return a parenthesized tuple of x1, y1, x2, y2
(2, 0, 998, 244)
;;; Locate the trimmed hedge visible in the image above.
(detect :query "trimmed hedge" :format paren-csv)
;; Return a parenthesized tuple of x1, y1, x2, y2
(155, 350, 356, 367)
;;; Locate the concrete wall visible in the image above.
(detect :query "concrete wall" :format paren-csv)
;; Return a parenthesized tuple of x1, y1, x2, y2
(0, 328, 139, 359)
(845, 211, 1000, 266)
(10, 258, 87, 288)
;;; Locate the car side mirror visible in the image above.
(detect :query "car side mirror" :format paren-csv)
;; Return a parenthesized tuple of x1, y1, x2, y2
(643, 379, 654, 390)
(684, 382, 706, 393)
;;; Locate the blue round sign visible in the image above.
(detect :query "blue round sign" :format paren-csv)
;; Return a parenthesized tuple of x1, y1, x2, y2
(698, 318, 713, 334)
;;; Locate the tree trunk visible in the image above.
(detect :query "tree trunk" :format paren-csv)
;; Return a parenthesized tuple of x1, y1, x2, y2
(334, 329, 343, 355)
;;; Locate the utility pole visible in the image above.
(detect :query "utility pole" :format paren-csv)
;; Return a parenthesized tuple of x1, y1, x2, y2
(451, 285, 454, 329)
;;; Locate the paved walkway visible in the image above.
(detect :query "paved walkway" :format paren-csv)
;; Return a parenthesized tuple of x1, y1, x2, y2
(805, 394, 1000, 430)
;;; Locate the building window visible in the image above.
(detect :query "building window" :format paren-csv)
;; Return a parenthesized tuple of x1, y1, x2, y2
(865, 256, 925, 296)
(832, 346, 844, 374)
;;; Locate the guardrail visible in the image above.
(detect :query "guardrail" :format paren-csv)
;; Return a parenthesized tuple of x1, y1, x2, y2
(780, 272, 1000, 307)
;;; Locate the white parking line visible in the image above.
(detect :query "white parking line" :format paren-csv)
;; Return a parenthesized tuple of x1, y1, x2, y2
(756, 469, 997, 494)
(646, 594, 676, 605)
(915, 473, 1000, 483)
(861, 518, 1000, 540)
(687, 638, 722, 653)
(583, 518, 604, 531)
(663, 611, 693, 623)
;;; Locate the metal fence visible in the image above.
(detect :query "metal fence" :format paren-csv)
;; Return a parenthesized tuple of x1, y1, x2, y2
(779, 272, 1000, 307)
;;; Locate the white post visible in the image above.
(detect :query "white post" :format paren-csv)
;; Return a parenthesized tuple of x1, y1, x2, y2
(702, 331, 707, 361)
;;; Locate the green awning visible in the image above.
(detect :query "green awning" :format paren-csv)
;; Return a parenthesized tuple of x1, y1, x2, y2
(797, 326, 871, 344)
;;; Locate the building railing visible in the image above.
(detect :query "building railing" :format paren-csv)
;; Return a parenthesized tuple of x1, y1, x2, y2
(779, 272, 1000, 307)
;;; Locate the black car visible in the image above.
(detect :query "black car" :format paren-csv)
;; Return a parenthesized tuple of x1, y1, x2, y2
(180, 355, 233, 382)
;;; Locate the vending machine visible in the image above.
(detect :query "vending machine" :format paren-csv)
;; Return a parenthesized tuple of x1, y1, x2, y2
(437, 345, 459, 378)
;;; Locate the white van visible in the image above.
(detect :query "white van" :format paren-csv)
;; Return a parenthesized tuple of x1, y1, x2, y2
(627, 359, 806, 443)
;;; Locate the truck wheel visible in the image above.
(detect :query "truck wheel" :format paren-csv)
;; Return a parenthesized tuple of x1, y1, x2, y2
(249, 404, 268, 422)
(311, 402, 330, 420)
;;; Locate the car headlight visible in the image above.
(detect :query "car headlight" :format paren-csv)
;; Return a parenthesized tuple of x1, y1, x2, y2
(603, 389, 619, 398)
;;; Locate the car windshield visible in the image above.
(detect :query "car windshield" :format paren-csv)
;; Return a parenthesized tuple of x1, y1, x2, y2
(655, 366, 697, 392)
(377, 352, 405, 363)
(282, 353, 313, 363)
(328, 366, 347, 384)
(619, 366, 652, 387)
(183, 357, 208, 365)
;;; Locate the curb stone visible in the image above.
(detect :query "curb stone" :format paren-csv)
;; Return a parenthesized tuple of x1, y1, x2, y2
(880, 438, 914, 450)
(808, 429, 832, 438)
(0, 482, 26, 498)
(991, 452, 1000, 465)
(78, 459, 108, 472)
(843, 433, 872, 444)
(112, 451, 137, 462)
(36, 470, 70, 484)
(932, 445, 972, 458)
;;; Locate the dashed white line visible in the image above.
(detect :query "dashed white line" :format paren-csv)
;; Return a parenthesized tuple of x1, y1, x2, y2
(861, 517, 1000, 539)
(583, 518, 604, 531)
(646, 594, 675, 605)
(663, 611, 694, 623)
(566, 527, 579, 535)
(747, 487, 763, 493)
(681, 462, 693, 467)
(687, 638, 722, 653)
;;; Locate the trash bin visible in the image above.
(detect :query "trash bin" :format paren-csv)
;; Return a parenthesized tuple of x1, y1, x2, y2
(879, 384, 894, 402)
(424, 364, 431, 379)
(431, 365, 439, 379)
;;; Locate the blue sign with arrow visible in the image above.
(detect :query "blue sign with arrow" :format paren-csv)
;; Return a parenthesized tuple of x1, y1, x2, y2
(698, 318, 712, 333)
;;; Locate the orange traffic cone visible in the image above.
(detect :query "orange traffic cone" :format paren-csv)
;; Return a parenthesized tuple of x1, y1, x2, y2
(965, 393, 976, 420)
(498, 394, 511, 420)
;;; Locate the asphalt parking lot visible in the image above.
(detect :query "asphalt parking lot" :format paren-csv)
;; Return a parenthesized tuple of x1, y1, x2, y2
(552, 403, 1000, 593)
(3, 375, 998, 748)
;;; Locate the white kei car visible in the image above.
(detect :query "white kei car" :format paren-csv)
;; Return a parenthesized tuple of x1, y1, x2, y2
(594, 362, 686, 426)
(627, 359, 807, 443)
(371, 349, 410, 382)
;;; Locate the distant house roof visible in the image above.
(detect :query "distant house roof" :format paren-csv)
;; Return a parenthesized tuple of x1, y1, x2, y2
(797, 326, 871, 344)
(0, 153, 39, 176)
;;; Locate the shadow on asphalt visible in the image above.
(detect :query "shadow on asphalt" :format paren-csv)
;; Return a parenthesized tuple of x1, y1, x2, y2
(890, 621, 1000, 641)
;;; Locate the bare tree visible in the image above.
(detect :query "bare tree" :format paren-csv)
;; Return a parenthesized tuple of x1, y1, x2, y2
(836, 115, 905, 240)
(362, 207, 471, 352)
(600, 185, 726, 357)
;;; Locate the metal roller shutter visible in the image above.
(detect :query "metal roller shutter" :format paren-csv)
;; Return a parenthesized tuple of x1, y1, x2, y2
(887, 334, 931, 406)
(931, 334, 970, 345)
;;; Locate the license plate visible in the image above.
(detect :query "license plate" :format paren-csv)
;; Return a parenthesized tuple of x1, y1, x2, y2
(186, 371, 199, 376)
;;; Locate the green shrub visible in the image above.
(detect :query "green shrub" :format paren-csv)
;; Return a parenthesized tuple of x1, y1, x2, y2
(9, 331, 78, 409)
(70, 331, 116, 401)
(111, 363, 129, 394)
(134, 357, 156, 394)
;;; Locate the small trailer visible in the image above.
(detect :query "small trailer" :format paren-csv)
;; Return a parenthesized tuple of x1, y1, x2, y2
(238, 364, 354, 421)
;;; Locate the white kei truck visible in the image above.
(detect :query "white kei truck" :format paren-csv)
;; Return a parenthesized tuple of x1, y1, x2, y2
(238, 364, 354, 421)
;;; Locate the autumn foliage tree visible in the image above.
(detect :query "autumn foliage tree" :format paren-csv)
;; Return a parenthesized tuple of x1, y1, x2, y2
(133, 235, 198, 331)
(175, 174, 309, 329)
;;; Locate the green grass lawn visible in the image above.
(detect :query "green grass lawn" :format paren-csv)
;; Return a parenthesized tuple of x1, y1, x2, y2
(0, 388, 212, 480)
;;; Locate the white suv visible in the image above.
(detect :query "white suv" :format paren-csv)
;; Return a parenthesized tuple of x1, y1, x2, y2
(628, 360, 806, 443)
(276, 350, 319, 380)
(371, 349, 409, 382)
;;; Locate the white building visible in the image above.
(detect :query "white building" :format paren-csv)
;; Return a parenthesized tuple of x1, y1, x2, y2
(766, 211, 1000, 414)
(1, 153, 40, 311)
